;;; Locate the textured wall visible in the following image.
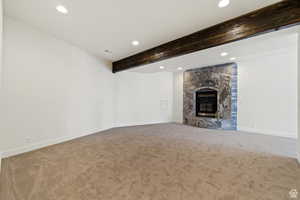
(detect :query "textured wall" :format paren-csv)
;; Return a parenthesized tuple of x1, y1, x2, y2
(183, 63, 237, 130)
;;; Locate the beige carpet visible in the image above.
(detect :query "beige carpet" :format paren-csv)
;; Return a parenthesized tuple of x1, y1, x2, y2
(1, 123, 299, 200)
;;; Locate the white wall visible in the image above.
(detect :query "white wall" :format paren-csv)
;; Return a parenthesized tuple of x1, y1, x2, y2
(115, 72, 173, 127)
(297, 30, 300, 163)
(0, 17, 176, 157)
(238, 49, 298, 138)
(0, 17, 115, 156)
(0, 0, 2, 87)
(0, 0, 3, 168)
(172, 49, 298, 139)
(173, 72, 183, 123)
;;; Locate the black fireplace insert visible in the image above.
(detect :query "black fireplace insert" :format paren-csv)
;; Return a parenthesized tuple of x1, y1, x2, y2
(196, 88, 218, 118)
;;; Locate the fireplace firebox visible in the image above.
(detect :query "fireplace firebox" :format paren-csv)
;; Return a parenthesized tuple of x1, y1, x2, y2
(196, 88, 218, 118)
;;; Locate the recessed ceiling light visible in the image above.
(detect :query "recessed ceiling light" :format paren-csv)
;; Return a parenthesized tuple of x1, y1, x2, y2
(230, 57, 236, 61)
(177, 67, 183, 70)
(132, 40, 140, 46)
(221, 52, 228, 57)
(104, 49, 112, 54)
(160, 66, 165, 69)
(56, 5, 68, 14)
(218, 0, 230, 8)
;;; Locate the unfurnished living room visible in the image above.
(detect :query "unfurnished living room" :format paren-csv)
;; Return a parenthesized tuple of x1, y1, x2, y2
(0, 0, 300, 199)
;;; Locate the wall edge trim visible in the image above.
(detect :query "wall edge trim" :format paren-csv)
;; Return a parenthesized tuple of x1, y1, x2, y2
(1, 127, 113, 158)
(238, 126, 297, 139)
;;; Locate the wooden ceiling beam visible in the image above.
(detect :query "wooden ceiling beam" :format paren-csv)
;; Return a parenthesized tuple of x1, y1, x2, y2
(112, 0, 300, 73)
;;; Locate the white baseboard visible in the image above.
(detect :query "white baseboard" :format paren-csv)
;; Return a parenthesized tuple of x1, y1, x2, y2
(1, 122, 171, 158)
(114, 121, 172, 129)
(1, 127, 112, 158)
(238, 126, 297, 139)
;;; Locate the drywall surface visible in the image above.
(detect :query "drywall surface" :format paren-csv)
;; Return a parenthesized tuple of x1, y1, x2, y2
(0, 17, 115, 156)
(115, 71, 173, 127)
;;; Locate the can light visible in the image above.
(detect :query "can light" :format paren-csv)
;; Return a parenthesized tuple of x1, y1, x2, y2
(218, 0, 230, 8)
(56, 5, 68, 14)
(221, 52, 228, 57)
(132, 40, 140, 46)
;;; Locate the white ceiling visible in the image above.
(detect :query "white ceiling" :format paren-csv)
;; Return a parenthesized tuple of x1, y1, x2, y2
(4, 0, 281, 61)
(129, 26, 298, 73)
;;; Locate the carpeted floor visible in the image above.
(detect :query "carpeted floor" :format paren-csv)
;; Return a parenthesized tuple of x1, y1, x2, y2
(0, 123, 299, 200)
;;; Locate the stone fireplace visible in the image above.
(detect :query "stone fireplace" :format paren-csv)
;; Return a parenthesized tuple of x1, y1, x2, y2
(183, 63, 237, 130)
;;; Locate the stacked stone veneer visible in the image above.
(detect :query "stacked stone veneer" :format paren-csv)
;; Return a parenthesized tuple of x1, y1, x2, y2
(183, 63, 237, 130)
